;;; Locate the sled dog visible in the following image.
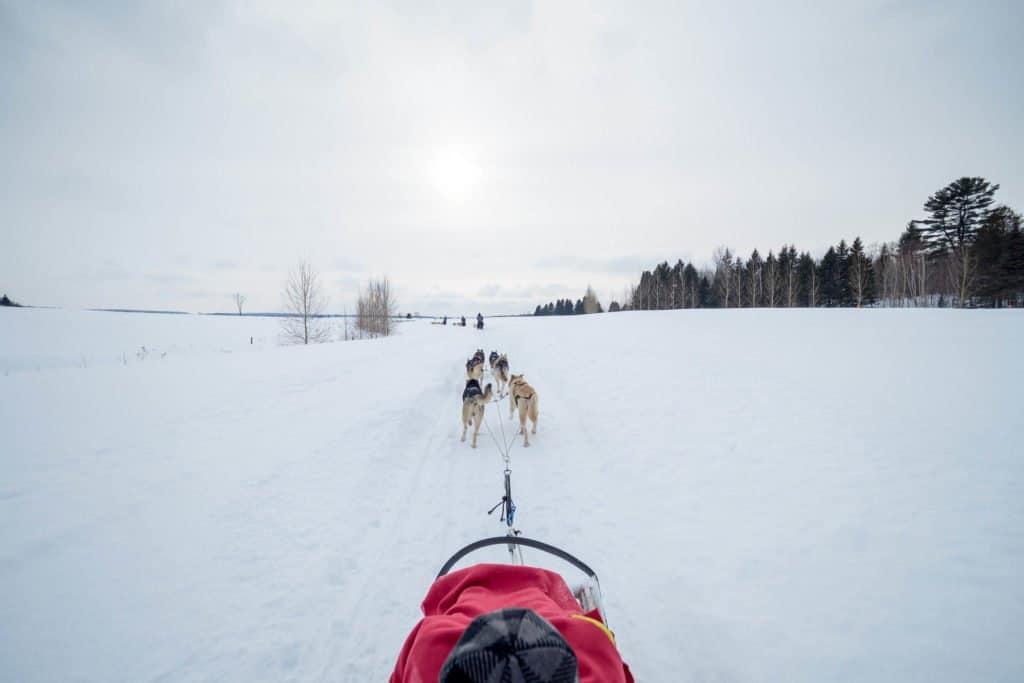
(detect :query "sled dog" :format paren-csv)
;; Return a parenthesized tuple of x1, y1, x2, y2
(461, 379, 494, 448)
(466, 356, 484, 381)
(488, 350, 500, 369)
(493, 354, 510, 396)
(508, 374, 539, 447)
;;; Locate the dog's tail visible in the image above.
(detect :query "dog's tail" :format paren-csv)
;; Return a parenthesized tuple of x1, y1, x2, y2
(481, 383, 493, 402)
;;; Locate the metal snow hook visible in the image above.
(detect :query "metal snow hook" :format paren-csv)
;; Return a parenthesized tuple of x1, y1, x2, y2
(487, 469, 516, 528)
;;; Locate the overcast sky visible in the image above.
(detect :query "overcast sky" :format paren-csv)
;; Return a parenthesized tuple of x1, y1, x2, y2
(2, 1, 1022, 314)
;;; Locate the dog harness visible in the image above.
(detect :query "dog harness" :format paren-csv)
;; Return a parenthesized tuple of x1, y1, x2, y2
(463, 379, 483, 402)
(496, 359, 508, 371)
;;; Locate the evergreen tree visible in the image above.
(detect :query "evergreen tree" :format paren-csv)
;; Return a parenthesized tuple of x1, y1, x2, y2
(797, 252, 817, 306)
(835, 239, 851, 306)
(918, 177, 999, 305)
(975, 206, 1024, 306)
(818, 247, 838, 306)
(683, 263, 700, 308)
(698, 275, 712, 307)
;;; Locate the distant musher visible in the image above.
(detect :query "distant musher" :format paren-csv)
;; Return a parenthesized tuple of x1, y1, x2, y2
(476, 313, 484, 330)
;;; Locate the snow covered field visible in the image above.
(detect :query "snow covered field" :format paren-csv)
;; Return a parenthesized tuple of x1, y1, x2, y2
(0, 308, 286, 374)
(1, 308, 1022, 682)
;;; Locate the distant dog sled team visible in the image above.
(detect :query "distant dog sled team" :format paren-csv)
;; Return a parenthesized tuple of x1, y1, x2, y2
(461, 347, 538, 448)
(438, 312, 484, 329)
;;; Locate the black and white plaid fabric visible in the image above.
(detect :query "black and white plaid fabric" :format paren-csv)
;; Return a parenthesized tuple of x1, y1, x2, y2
(440, 608, 579, 683)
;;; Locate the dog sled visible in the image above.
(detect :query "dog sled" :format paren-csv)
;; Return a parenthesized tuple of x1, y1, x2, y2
(390, 537, 633, 682)
(391, 350, 631, 681)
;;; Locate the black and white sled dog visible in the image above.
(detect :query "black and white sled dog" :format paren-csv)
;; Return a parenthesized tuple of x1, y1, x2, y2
(461, 379, 494, 448)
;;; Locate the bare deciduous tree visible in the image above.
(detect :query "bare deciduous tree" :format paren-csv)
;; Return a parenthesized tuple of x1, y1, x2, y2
(282, 261, 330, 344)
(582, 285, 602, 314)
(356, 277, 396, 338)
(849, 254, 868, 308)
(233, 292, 247, 315)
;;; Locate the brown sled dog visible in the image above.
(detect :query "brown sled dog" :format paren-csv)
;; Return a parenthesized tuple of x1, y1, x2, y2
(461, 379, 494, 448)
(508, 374, 539, 447)
(466, 357, 484, 381)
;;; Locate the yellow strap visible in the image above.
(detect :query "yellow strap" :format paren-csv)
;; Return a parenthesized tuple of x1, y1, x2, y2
(570, 614, 616, 644)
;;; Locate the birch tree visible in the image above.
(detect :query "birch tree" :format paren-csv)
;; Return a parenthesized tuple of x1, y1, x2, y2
(282, 261, 330, 344)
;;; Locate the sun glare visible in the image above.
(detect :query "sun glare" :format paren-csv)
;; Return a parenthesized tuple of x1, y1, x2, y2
(431, 146, 480, 200)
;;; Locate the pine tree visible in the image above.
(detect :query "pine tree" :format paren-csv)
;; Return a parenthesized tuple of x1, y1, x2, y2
(836, 240, 851, 306)
(918, 177, 999, 305)
(819, 247, 838, 306)
(683, 263, 700, 308)
(975, 206, 1024, 306)
(698, 275, 712, 307)
(797, 252, 817, 306)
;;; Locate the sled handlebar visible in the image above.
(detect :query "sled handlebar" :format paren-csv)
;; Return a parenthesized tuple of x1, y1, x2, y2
(437, 536, 600, 580)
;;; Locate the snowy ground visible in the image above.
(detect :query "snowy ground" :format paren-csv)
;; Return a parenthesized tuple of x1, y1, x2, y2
(1, 308, 1022, 682)
(0, 308, 288, 374)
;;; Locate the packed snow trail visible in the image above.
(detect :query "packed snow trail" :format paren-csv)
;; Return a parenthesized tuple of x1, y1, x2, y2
(2, 308, 1023, 681)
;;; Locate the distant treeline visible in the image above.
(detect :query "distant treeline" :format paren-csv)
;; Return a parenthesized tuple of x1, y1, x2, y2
(534, 287, 603, 316)
(615, 176, 1023, 311)
(1, 294, 22, 307)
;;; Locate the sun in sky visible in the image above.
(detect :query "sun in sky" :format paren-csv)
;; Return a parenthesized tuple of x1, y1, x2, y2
(430, 144, 481, 201)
